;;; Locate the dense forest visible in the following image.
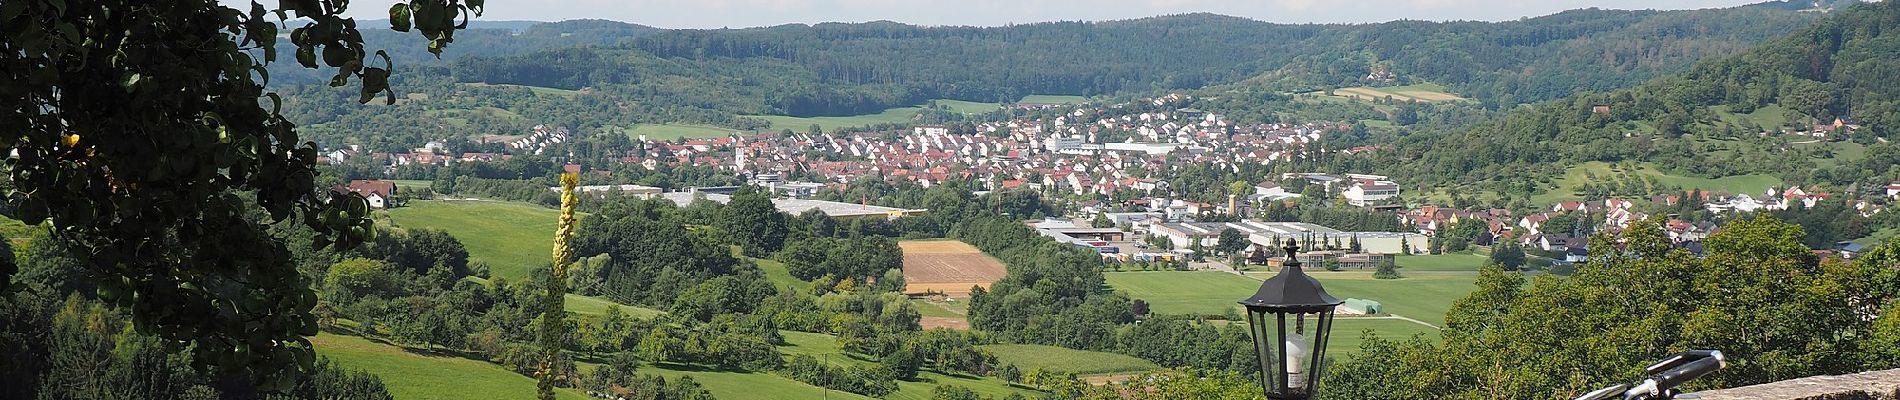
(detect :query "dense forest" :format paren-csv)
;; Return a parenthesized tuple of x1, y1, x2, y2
(1345, 1, 1900, 197)
(275, 1, 1831, 153)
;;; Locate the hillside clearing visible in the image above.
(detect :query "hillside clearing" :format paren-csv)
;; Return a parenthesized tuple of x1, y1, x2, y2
(385, 200, 564, 279)
(1105, 271, 1260, 316)
(312, 333, 590, 400)
(1307, 83, 1468, 103)
(627, 123, 740, 140)
(981, 343, 1160, 375)
(1532, 161, 1782, 205)
(461, 82, 582, 97)
(1017, 94, 1090, 104)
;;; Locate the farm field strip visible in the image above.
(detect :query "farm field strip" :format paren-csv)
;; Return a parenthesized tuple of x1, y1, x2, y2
(900, 240, 1007, 296)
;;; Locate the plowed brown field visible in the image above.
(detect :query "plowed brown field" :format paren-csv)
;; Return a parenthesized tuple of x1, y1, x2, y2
(900, 240, 1007, 296)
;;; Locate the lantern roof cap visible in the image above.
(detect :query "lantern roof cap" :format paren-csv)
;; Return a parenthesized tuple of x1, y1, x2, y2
(1240, 240, 1341, 312)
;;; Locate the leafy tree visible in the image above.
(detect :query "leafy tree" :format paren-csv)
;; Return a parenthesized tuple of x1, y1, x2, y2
(1372, 258, 1401, 279)
(0, 0, 479, 387)
(1488, 241, 1527, 271)
(997, 363, 1022, 385)
(323, 258, 398, 303)
(723, 191, 789, 257)
(1325, 216, 1897, 399)
(1215, 228, 1248, 255)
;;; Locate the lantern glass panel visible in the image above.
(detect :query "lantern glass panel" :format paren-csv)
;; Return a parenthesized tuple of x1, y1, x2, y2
(1246, 308, 1336, 400)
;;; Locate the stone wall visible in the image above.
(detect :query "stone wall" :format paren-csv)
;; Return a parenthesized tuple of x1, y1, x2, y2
(1691, 369, 1900, 400)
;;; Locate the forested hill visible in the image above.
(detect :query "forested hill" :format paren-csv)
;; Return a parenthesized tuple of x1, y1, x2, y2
(423, 3, 1820, 117)
(1373, 0, 1900, 193)
(1228, 5, 1825, 107)
(264, 19, 658, 87)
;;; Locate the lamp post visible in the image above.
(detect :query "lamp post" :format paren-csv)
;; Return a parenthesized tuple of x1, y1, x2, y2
(1239, 239, 1342, 400)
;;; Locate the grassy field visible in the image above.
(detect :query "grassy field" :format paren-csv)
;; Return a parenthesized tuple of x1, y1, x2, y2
(461, 82, 581, 97)
(933, 99, 1004, 114)
(1328, 318, 1442, 355)
(1711, 104, 1800, 131)
(775, 331, 1039, 400)
(1532, 161, 1782, 205)
(981, 344, 1160, 375)
(910, 298, 967, 319)
(385, 200, 562, 279)
(388, 179, 434, 192)
(750, 107, 923, 133)
(734, 246, 812, 293)
(1394, 253, 1490, 272)
(628, 123, 740, 141)
(1309, 83, 1468, 103)
(1, 217, 36, 247)
(565, 294, 663, 318)
(312, 333, 591, 400)
(1302, 271, 1478, 327)
(1113, 263, 1486, 335)
(1855, 227, 1899, 247)
(422, 106, 525, 126)
(1017, 94, 1089, 104)
(1105, 271, 1261, 316)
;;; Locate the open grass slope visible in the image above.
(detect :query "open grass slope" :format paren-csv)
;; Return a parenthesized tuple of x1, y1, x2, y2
(750, 107, 925, 133)
(461, 82, 582, 97)
(1302, 83, 1468, 103)
(1017, 95, 1089, 104)
(1113, 255, 1486, 334)
(1104, 271, 1261, 316)
(627, 123, 740, 141)
(1327, 318, 1442, 355)
(1531, 161, 1783, 205)
(981, 344, 1159, 375)
(1302, 271, 1479, 328)
(1394, 253, 1490, 272)
(564, 294, 663, 319)
(762, 331, 1039, 400)
(933, 99, 1005, 114)
(385, 200, 562, 279)
(731, 246, 812, 293)
(312, 333, 591, 400)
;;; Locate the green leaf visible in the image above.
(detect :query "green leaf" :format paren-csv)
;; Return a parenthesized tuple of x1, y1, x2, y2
(388, 4, 411, 32)
(320, 44, 347, 67)
(294, 46, 315, 68)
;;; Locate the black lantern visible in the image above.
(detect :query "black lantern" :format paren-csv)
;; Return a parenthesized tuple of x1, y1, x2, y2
(1238, 240, 1342, 399)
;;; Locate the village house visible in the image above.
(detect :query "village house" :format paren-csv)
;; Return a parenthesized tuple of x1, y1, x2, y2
(337, 179, 397, 209)
(1342, 179, 1400, 207)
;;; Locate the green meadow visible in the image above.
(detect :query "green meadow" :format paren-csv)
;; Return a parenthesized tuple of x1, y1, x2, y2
(1531, 161, 1783, 205)
(1017, 94, 1090, 104)
(461, 82, 582, 97)
(385, 200, 566, 279)
(1105, 271, 1262, 316)
(750, 107, 924, 133)
(627, 123, 741, 141)
(312, 333, 591, 400)
(980, 344, 1160, 375)
(1300, 270, 1479, 328)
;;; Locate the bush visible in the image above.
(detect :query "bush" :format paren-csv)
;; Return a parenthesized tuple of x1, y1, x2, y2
(1373, 259, 1401, 280)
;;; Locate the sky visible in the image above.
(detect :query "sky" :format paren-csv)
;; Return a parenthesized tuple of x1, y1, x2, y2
(246, 0, 1771, 28)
